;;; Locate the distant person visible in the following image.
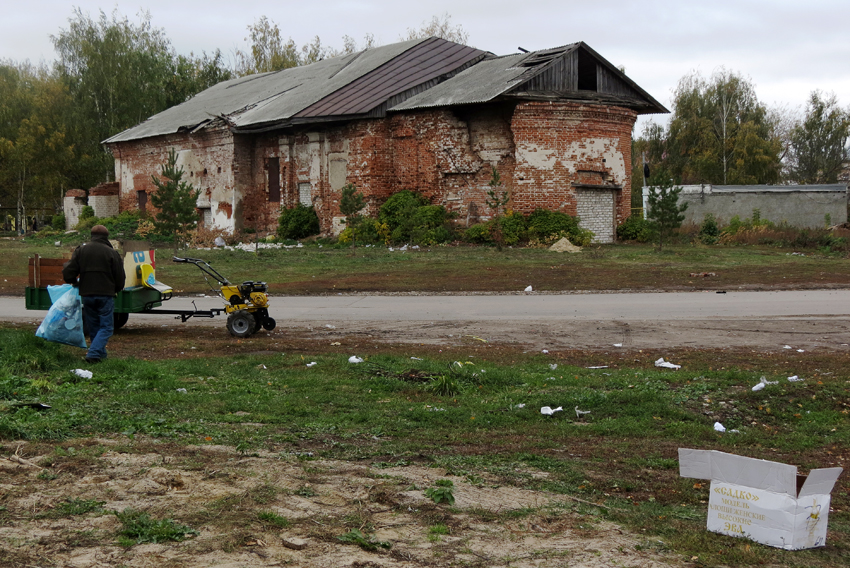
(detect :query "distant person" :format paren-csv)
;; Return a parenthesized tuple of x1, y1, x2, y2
(62, 225, 126, 363)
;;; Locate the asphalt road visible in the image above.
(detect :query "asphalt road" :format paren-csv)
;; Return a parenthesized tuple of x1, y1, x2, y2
(5, 290, 850, 351)
(4, 289, 850, 323)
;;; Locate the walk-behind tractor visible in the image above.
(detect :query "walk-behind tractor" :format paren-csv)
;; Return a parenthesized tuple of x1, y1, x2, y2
(26, 250, 275, 339)
(172, 256, 275, 338)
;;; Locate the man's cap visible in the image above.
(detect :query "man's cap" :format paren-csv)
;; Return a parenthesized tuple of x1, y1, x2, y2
(91, 225, 109, 236)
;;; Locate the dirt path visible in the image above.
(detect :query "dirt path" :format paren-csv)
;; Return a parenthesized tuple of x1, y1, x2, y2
(0, 439, 689, 568)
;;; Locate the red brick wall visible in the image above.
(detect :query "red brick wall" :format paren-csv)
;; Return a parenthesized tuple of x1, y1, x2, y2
(109, 125, 235, 226)
(512, 102, 636, 227)
(109, 102, 636, 239)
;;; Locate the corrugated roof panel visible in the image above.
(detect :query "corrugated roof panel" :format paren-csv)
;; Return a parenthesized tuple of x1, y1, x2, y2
(388, 54, 529, 111)
(296, 38, 487, 117)
(105, 38, 429, 143)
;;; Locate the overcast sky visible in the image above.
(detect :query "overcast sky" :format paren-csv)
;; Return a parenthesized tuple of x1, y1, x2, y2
(3, 0, 849, 131)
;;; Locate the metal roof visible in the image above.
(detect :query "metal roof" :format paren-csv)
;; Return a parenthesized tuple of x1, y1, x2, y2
(105, 38, 667, 144)
(392, 41, 667, 114)
(296, 38, 486, 118)
(105, 37, 486, 143)
(389, 53, 530, 111)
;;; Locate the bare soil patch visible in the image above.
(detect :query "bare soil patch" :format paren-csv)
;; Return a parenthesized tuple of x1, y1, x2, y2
(0, 439, 688, 567)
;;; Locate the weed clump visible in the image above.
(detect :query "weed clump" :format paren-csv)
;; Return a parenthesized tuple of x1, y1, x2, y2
(115, 508, 198, 546)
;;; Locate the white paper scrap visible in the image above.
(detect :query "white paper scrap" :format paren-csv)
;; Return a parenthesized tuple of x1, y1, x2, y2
(71, 369, 93, 379)
(613, 343, 623, 347)
(524, 285, 533, 292)
(654, 357, 681, 370)
(714, 422, 726, 432)
(575, 406, 591, 418)
(540, 406, 563, 415)
(788, 375, 804, 382)
(306, 362, 317, 367)
(348, 356, 364, 363)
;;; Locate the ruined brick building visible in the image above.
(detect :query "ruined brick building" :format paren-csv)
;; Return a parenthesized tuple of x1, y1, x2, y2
(105, 37, 667, 242)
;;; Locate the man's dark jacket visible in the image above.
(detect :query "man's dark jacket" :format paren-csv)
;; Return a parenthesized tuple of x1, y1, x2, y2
(62, 234, 126, 297)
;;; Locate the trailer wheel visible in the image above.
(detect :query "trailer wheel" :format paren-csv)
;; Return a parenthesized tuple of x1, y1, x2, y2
(114, 312, 129, 330)
(227, 310, 256, 338)
(262, 317, 276, 331)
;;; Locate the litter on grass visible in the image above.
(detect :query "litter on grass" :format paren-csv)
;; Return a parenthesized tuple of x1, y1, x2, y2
(524, 285, 533, 292)
(348, 356, 364, 363)
(306, 362, 317, 367)
(752, 376, 779, 391)
(71, 369, 92, 379)
(714, 422, 726, 433)
(654, 357, 681, 370)
(540, 406, 563, 415)
(587, 365, 608, 369)
(575, 407, 591, 419)
(549, 363, 558, 370)
(613, 343, 623, 347)
(513, 403, 526, 409)
(464, 335, 488, 342)
(788, 375, 804, 382)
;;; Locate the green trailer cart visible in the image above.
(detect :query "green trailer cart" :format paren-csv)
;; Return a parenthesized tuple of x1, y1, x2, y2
(25, 253, 224, 329)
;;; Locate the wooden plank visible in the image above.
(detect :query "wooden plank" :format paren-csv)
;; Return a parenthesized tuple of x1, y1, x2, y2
(28, 256, 68, 287)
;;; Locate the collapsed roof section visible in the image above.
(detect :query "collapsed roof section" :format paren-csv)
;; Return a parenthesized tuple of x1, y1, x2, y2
(105, 38, 667, 144)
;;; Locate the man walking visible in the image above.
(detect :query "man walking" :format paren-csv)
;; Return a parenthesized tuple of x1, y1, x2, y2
(63, 225, 126, 362)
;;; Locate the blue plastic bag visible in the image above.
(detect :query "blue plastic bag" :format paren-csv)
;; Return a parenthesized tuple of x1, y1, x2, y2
(35, 284, 88, 349)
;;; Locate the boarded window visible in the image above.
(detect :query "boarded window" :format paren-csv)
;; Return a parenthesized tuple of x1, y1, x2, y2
(267, 157, 280, 202)
(199, 207, 212, 227)
(137, 190, 147, 212)
(298, 182, 311, 206)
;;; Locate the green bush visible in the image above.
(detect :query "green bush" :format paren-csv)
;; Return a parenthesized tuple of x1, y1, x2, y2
(51, 213, 66, 231)
(464, 223, 492, 244)
(407, 205, 454, 244)
(379, 191, 429, 228)
(75, 206, 99, 231)
(277, 204, 320, 240)
(527, 209, 579, 242)
(338, 218, 389, 245)
(616, 215, 653, 242)
(497, 212, 527, 245)
(698, 214, 720, 244)
(103, 210, 143, 238)
(380, 191, 432, 243)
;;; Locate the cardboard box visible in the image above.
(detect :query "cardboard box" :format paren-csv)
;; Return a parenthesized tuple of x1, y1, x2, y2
(678, 448, 843, 550)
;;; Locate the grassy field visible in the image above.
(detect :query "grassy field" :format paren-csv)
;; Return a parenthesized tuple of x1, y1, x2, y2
(2, 236, 850, 295)
(1, 235, 848, 565)
(0, 326, 847, 566)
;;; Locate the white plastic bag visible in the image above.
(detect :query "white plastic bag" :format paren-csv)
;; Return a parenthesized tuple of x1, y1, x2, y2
(36, 284, 87, 349)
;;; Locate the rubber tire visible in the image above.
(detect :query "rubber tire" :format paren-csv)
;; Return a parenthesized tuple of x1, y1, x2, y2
(114, 312, 129, 330)
(227, 310, 256, 338)
(262, 317, 276, 331)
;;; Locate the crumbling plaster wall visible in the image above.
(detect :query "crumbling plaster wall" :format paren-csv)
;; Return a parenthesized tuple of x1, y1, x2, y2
(111, 102, 637, 241)
(111, 125, 237, 230)
(511, 102, 636, 242)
